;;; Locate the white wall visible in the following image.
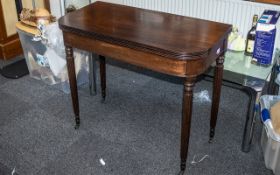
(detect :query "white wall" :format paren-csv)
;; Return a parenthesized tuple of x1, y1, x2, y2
(50, 0, 61, 18)
(51, 0, 280, 49)
(121, 0, 280, 49)
(50, 0, 121, 17)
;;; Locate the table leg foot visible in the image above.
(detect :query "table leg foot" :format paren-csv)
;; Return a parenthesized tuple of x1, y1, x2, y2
(180, 160, 186, 171)
(209, 128, 215, 143)
(178, 170, 185, 175)
(101, 90, 106, 102)
(74, 117, 80, 129)
(180, 77, 196, 174)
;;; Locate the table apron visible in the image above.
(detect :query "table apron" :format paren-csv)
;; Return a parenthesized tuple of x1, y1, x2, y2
(63, 32, 220, 78)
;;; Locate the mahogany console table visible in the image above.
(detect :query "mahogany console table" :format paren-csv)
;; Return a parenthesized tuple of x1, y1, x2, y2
(59, 2, 231, 174)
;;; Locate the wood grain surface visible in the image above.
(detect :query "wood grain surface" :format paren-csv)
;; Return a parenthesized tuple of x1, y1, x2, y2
(59, 1, 231, 60)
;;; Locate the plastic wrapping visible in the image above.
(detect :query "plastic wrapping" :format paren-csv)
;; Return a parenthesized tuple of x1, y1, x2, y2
(227, 26, 246, 52)
(260, 95, 280, 175)
(193, 90, 211, 103)
(260, 95, 280, 141)
(17, 22, 89, 93)
(44, 22, 65, 59)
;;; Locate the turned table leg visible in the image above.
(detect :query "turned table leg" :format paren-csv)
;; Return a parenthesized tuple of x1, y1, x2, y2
(99, 55, 106, 102)
(65, 46, 80, 129)
(180, 77, 196, 173)
(209, 55, 224, 142)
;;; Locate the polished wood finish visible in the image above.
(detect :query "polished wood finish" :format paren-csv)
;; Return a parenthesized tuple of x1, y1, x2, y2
(0, 38, 22, 59)
(209, 55, 225, 142)
(59, 2, 231, 173)
(59, 2, 231, 62)
(65, 46, 80, 129)
(99, 55, 106, 101)
(63, 32, 189, 77)
(180, 77, 196, 171)
(254, 0, 280, 5)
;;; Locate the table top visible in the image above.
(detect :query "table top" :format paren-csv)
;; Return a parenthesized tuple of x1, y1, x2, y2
(224, 51, 276, 80)
(59, 1, 231, 60)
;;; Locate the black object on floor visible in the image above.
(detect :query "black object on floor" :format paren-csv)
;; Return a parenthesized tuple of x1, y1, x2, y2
(0, 59, 29, 79)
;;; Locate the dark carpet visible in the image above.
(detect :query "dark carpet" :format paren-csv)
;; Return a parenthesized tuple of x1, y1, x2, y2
(0, 60, 273, 175)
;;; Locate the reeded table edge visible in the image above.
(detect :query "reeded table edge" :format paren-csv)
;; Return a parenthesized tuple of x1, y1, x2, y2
(59, 22, 232, 60)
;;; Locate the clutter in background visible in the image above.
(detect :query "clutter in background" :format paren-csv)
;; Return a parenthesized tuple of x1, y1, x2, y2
(260, 95, 280, 175)
(274, 50, 280, 95)
(229, 11, 280, 67)
(20, 8, 56, 27)
(270, 101, 280, 135)
(276, 74, 280, 95)
(65, 5, 77, 13)
(245, 14, 258, 56)
(99, 158, 106, 166)
(16, 8, 89, 93)
(11, 167, 16, 175)
(227, 26, 246, 52)
(191, 154, 209, 165)
(253, 10, 280, 65)
(193, 90, 211, 103)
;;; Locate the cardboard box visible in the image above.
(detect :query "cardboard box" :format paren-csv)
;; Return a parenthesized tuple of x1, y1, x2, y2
(253, 10, 280, 65)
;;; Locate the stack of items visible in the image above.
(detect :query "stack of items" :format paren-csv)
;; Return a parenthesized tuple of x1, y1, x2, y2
(16, 8, 89, 93)
(245, 10, 280, 66)
(228, 10, 279, 68)
(258, 11, 280, 173)
(252, 10, 280, 65)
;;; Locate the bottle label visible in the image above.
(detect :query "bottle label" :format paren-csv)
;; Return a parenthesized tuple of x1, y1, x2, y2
(246, 39, 255, 53)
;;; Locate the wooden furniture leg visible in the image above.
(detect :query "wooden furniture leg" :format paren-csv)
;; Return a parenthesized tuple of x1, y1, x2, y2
(209, 55, 225, 142)
(65, 46, 80, 129)
(89, 53, 97, 96)
(180, 77, 196, 173)
(241, 88, 259, 152)
(99, 55, 106, 102)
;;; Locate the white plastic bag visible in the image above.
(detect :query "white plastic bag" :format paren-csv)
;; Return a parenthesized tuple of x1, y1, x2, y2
(193, 90, 211, 103)
(19, 22, 89, 93)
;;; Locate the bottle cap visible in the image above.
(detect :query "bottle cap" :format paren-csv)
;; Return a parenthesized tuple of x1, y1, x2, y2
(253, 15, 258, 25)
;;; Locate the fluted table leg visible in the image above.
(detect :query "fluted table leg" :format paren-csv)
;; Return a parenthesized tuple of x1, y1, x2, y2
(180, 77, 196, 173)
(66, 46, 80, 129)
(209, 55, 224, 142)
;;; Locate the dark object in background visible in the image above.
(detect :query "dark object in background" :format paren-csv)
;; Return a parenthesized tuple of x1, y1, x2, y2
(0, 0, 28, 79)
(15, 0, 23, 19)
(66, 5, 77, 13)
(245, 14, 258, 56)
(0, 59, 29, 79)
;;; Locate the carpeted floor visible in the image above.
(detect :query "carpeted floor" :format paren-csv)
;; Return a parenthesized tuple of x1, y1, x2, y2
(0, 59, 273, 175)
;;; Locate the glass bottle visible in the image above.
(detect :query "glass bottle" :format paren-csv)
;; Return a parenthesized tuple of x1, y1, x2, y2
(245, 15, 258, 56)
